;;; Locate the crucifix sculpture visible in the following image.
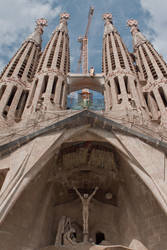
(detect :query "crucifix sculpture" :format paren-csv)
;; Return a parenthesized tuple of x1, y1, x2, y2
(73, 186, 99, 242)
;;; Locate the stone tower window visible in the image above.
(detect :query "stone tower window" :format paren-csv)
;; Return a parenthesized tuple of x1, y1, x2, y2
(0, 85, 6, 101)
(159, 87, 167, 107)
(96, 232, 105, 245)
(114, 77, 121, 94)
(51, 76, 58, 95)
(3, 86, 17, 118)
(124, 76, 130, 94)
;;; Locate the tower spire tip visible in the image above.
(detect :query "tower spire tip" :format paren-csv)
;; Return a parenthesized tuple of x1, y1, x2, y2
(103, 13, 113, 22)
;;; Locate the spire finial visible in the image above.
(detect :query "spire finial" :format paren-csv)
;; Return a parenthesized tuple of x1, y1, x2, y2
(56, 12, 70, 33)
(127, 19, 139, 33)
(103, 13, 113, 23)
(26, 18, 47, 46)
(103, 13, 117, 35)
(127, 19, 147, 49)
(35, 18, 48, 34)
(60, 12, 70, 22)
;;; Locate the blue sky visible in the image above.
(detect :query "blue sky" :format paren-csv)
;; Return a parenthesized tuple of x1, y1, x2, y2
(0, 0, 166, 74)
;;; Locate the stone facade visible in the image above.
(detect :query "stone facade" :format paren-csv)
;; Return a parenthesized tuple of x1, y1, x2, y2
(0, 11, 167, 250)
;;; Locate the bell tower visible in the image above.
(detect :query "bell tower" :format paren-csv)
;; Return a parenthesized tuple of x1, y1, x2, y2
(102, 14, 148, 119)
(24, 13, 70, 118)
(0, 18, 47, 124)
(128, 19, 167, 124)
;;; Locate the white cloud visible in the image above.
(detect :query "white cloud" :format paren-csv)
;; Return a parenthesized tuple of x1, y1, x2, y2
(0, 0, 62, 70)
(140, 0, 167, 59)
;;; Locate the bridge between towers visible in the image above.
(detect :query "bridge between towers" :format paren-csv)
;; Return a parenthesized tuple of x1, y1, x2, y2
(67, 73, 105, 94)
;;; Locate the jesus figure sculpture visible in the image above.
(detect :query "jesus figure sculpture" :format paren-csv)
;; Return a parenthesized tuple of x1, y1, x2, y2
(73, 186, 99, 241)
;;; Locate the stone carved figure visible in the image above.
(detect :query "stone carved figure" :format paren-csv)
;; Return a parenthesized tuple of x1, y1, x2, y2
(63, 226, 77, 245)
(55, 216, 76, 246)
(73, 187, 99, 237)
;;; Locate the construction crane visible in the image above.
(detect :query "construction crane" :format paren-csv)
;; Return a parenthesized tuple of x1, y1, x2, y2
(77, 6, 94, 74)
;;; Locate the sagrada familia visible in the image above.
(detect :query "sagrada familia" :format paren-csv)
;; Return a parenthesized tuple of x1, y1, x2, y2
(0, 10, 167, 250)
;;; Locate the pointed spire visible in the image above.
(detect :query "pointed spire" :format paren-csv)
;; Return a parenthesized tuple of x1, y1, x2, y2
(56, 12, 70, 34)
(127, 19, 147, 49)
(26, 18, 48, 47)
(103, 13, 117, 35)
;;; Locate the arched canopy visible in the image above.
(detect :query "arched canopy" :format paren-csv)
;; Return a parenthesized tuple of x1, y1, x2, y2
(0, 110, 167, 250)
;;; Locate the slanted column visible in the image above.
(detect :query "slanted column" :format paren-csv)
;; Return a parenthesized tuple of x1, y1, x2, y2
(105, 81, 112, 111)
(54, 76, 64, 108)
(30, 75, 45, 112)
(0, 85, 13, 115)
(44, 74, 55, 104)
(7, 88, 23, 119)
(61, 82, 67, 109)
(52, 32, 63, 69)
(110, 32, 121, 70)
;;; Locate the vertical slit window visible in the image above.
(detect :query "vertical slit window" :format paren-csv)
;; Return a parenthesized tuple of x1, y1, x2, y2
(50, 76, 58, 102)
(114, 77, 121, 94)
(3, 86, 17, 118)
(0, 85, 6, 101)
(114, 77, 122, 104)
(42, 75, 49, 94)
(143, 92, 149, 111)
(124, 76, 130, 94)
(159, 87, 167, 107)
